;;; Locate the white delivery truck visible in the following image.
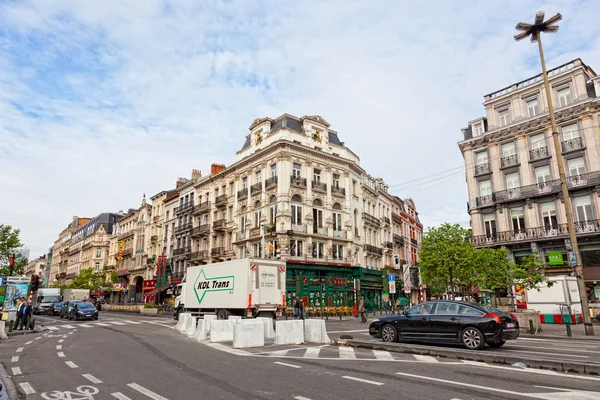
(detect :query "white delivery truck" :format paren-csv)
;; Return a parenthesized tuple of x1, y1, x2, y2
(525, 275, 583, 323)
(62, 289, 90, 301)
(174, 258, 286, 320)
(33, 288, 63, 315)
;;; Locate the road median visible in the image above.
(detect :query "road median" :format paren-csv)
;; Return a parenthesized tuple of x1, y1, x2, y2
(339, 339, 600, 376)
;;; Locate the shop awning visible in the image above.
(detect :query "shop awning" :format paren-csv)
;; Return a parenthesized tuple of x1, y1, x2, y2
(143, 289, 159, 297)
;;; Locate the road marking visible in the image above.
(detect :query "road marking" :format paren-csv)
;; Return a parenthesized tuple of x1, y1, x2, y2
(12, 367, 21, 376)
(11, 356, 19, 362)
(65, 361, 78, 368)
(304, 347, 321, 358)
(413, 355, 439, 363)
(205, 343, 251, 356)
(19, 382, 35, 395)
(94, 322, 111, 327)
(109, 321, 127, 325)
(122, 320, 142, 324)
(505, 344, 600, 354)
(34, 337, 41, 340)
(57, 352, 65, 357)
(82, 374, 103, 384)
(339, 347, 356, 359)
(47, 326, 59, 331)
(127, 383, 168, 400)
(16, 347, 24, 353)
(56, 345, 62, 350)
(461, 360, 600, 382)
(269, 349, 290, 357)
(61, 324, 75, 329)
(79, 324, 93, 328)
(342, 376, 384, 386)
(273, 361, 302, 369)
(373, 350, 394, 360)
(25, 341, 33, 345)
(58, 339, 64, 343)
(500, 349, 589, 358)
(111, 393, 132, 400)
(293, 397, 313, 400)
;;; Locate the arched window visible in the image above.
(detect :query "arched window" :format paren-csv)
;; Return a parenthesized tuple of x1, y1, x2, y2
(332, 203, 342, 210)
(291, 195, 302, 225)
(292, 194, 302, 203)
(313, 198, 323, 234)
(269, 195, 277, 224)
(313, 198, 323, 207)
(254, 200, 261, 209)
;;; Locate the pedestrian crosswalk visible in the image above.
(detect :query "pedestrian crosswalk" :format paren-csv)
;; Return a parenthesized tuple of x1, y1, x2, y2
(38, 317, 174, 332)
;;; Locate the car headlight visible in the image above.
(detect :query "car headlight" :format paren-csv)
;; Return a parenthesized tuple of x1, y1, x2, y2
(371, 319, 380, 323)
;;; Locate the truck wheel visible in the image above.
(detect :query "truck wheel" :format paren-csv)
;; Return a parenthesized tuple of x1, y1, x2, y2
(216, 309, 229, 320)
(175, 308, 181, 321)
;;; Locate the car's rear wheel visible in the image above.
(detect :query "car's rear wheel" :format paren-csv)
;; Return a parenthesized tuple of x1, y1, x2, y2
(461, 327, 485, 350)
(380, 324, 398, 342)
(488, 340, 506, 348)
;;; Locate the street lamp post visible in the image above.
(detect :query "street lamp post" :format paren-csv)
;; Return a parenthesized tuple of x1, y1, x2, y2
(515, 11, 594, 335)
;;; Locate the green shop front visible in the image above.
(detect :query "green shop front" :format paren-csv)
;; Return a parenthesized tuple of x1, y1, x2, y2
(285, 261, 384, 313)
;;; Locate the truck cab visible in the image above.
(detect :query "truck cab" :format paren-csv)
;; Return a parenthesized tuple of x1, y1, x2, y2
(34, 288, 63, 315)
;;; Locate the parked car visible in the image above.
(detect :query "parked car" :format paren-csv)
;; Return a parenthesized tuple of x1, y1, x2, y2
(369, 300, 519, 350)
(59, 300, 83, 319)
(47, 302, 63, 316)
(69, 302, 99, 321)
(85, 297, 103, 311)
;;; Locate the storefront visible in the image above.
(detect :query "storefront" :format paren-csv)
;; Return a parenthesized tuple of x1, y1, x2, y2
(354, 267, 384, 312)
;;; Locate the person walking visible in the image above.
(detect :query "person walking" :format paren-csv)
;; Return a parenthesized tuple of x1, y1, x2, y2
(359, 297, 367, 323)
(291, 297, 300, 319)
(14, 297, 26, 330)
(20, 300, 32, 330)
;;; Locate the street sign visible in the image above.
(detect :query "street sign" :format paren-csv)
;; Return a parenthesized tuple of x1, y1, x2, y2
(388, 274, 395, 282)
(404, 285, 410, 294)
(389, 282, 396, 294)
(568, 252, 577, 266)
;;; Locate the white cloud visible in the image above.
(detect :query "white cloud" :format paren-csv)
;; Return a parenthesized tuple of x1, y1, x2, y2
(1, 0, 599, 256)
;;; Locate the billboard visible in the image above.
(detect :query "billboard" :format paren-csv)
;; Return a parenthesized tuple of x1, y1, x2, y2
(4, 283, 30, 311)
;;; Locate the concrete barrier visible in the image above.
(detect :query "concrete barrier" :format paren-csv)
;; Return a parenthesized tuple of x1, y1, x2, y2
(304, 319, 330, 343)
(0, 321, 7, 340)
(233, 322, 264, 348)
(185, 316, 198, 338)
(275, 320, 304, 345)
(210, 320, 236, 342)
(256, 318, 275, 339)
(194, 320, 208, 341)
(204, 315, 216, 333)
(176, 313, 190, 332)
(228, 315, 241, 320)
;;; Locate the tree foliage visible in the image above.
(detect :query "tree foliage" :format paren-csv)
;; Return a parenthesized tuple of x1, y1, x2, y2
(67, 268, 117, 290)
(0, 224, 27, 276)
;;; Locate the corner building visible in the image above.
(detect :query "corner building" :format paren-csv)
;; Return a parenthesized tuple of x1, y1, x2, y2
(170, 114, 423, 310)
(458, 59, 600, 309)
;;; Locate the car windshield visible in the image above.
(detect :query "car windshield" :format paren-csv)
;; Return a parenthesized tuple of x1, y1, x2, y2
(54, 303, 63, 308)
(42, 295, 62, 303)
(78, 303, 96, 310)
(69, 301, 83, 307)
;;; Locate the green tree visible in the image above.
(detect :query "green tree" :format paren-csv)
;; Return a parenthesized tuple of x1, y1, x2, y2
(418, 223, 476, 297)
(68, 268, 117, 290)
(0, 224, 27, 276)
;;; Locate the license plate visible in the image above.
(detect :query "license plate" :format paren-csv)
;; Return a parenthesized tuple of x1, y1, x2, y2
(86, 315, 91, 317)
(505, 323, 516, 328)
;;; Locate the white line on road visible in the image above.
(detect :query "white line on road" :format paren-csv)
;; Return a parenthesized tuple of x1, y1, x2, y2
(339, 347, 356, 359)
(34, 337, 41, 340)
(65, 361, 78, 368)
(304, 347, 321, 358)
(342, 376, 384, 386)
(56, 345, 62, 350)
(111, 393, 132, 400)
(122, 320, 142, 324)
(47, 326, 59, 331)
(293, 397, 313, 400)
(108, 321, 127, 325)
(413, 355, 439, 363)
(127, 383, 168, 400)
(94, 322, 111, 327)
(61, 324, 75, 329)
(269, 349, 290, 357)
(19, 382, 35, 395)
(205, 343, 251, 356)
(82, 374, 102, 384)
(461, 360, 600, 382)
(373, 350, 394, 360)
(58, 339, 64, 343)
(273, 361, 302, 369)
(79, 323, 93, 328)
(25, 341, 33, 345)
(12, 367, 21, 376)
(11, 356, 19, 362)
(16, 347, 23, 353)
(57, 352, 65, 358)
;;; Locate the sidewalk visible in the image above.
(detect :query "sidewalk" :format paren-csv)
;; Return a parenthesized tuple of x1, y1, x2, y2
(528, 320, 600, 340)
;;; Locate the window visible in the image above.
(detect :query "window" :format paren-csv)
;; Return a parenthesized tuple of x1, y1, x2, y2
(240, 214, 247, 233)
(473, 122, 484, 136)
(266, 240, 277, 257)
(312, 242, 324, 259)
(165, 211, 170, 220)
(525, 96, 540, 117)
(332, 203, 342, 232)
(407, 303, 434, 316)
(253, 243, 262, 258)
(505, 172, 520, 189)
(478, 180, 492, 196)
(313, 168, 321, 183)
(483, 213, 496, 237)
(567, 157, 586, 177)
(290, 240, 303, 257)
(498, 106, 510, 126)
(332, 244, 344, 261)
(242, 177, 248, 189)
(557, 85, 572, 107)
(291, 195, 302, 225)
(561, 123, 579, 141)
(530, 133, 546, 149)
(574, 196, 593, 222)
(541, 201, 557, 229)
(239, 245, 246, 258)
(269, 195, 277, 224)
(534, 165, 551, 183)
(459, 306, 482, 316)
(94, 262, 100, 271)
(476, 151, 488, 166)
(95, 249, 102, 258)
(254, 201, 262, 227)
(510, 207, 525, 232)
(501, 142, 516, 157)
(313, 199, 323, 234)
(333, 174, 340, 189)
(293, 163, 301, 178)
(433, 302, 460, 315)
(270, 164, 277, 178)
(255, 171, 262, 184)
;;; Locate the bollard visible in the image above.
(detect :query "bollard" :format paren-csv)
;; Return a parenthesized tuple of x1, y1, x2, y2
(566, 322, 572, 337)
(339, 312, 342, 321)
(529, 319, 534, 335)
(8, 320, 13, 332)
(31, 320, 35, 330)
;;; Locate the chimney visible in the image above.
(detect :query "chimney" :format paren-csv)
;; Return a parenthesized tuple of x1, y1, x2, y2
(191, 169, 202, 180)
(211, 163, 226, 174)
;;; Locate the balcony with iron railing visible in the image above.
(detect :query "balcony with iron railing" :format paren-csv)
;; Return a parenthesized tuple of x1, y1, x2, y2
(265, 175, 278, 189)
(175, 222, 193, 233)
(122, 247, 133, 257)
(173, 246, 191, 256)
(251, 182, 262, 195)
(500, 154, 519, 169)
(215, 194, 227, 207)
(211, 247, 225, 257)
(190, 250, 209, 262)
(237, 188, 248, 200)
(332, 186, 346, 197)
(385, 241, 394, 249)
(292, 224, 307, 234)
(364, 244, 383, 256)
(192, 201, 211, 214)
(175, 201, 195, 214)
(392, 212, 402, 224)
(118, 230, 135, 240)
(191, 224, 210, 237)
(382, 216, 391, 225)
(474, 163, 491, 176)
(475, 194, 494, 208)
(236, 230, 249, 241)
(562, 137, 584, 153)
(393, 234, 404, 245)
(410, 238, 418, 246)
(471, 219, 600, 247)
(291, 175, 307, 188)
(213, 219, 226, 231)
(362, 212, 381, 227)
(529, 146, 550, 161)
(312, 181, 327, 193)
(333, 230, 347, 239)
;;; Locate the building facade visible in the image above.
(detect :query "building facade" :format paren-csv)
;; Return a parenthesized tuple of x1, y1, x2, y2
(458, 58, 600, 308)
(164, 114, 423, 310)
(24, 255, 46, 279)
(50, 217, 91, 284)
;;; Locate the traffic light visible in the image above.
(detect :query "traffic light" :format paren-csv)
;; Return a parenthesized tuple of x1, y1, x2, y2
(31, 275, 40, 292)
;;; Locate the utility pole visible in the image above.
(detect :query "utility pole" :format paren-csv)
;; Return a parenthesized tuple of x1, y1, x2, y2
(515, 11, 594, 335)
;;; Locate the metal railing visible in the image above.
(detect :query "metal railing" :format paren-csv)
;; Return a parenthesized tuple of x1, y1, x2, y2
(500, 154, 519, 168)
(291, 175, 307, 188)
(212, 219, 226, 230)
(173, 246, 191, 256)
(364, 244, 383, 256)
(237, 188, 248, 200)
(211, 247, 225, 257)
(190, 250, 209, 261)
(332, 186, 346, 197)
(529, 146, 549, 161)
(474, 163, 491, 175)
(362, 212, 381, 226)
(175, 201, 194, 213)
(193, 201, 211, 214)
(562, 137, 584, 153)
(215, 194, 227, 206)
(191, 224, 210, 236)
(312, 181, 327, 192)
(393, 234, 404, 245)
(175, 222, 193, 233)
(251, 182, 262, 194)
(265, 176, 278, 189)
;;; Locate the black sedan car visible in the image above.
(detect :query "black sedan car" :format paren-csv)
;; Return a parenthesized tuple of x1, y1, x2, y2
(369, 300, 519, 350)
(68, 302, 99, 321)
(59, 300, 83, 318)
(47, 302, 62, 316)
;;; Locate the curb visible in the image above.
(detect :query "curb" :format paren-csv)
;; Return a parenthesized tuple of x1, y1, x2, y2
(104, 310, 173, 319)
(0, 362, 20, 400)
(341, 339, 600, 376)
(524, 334, 600, 342)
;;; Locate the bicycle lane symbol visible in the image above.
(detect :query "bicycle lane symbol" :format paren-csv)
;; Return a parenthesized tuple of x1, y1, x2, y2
(41, 385, 99, 400)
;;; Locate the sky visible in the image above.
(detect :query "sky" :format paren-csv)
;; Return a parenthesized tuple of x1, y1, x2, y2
(1, 0, 600, 258)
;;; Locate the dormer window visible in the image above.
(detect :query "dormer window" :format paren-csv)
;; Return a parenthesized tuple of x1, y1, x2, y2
(473, 122, 484, 136)
(556, 85, 572, 107)
(525, 96, 540, 117)
(497, 106, 511, 127)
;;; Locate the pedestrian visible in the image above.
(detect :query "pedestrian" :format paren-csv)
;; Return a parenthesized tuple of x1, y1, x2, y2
(14, 297, 26, 330)
(298, 298, 305, 320)
(20, 300, 32, 330)
(291, 297, 300, 319)
(359, 297, 367, 323)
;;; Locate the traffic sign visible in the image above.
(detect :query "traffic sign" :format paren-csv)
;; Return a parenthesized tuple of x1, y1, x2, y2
(404, 285, 411, 294)
(568, 252, 577, 266)
(388, 274, 395, 282)
(389, 282, 396, 294)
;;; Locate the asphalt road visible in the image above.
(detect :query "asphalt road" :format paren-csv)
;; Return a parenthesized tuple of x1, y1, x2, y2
(0, 312, 599, 399)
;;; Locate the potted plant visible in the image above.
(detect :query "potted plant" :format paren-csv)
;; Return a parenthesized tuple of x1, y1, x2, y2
(140, 303, 158, 315)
